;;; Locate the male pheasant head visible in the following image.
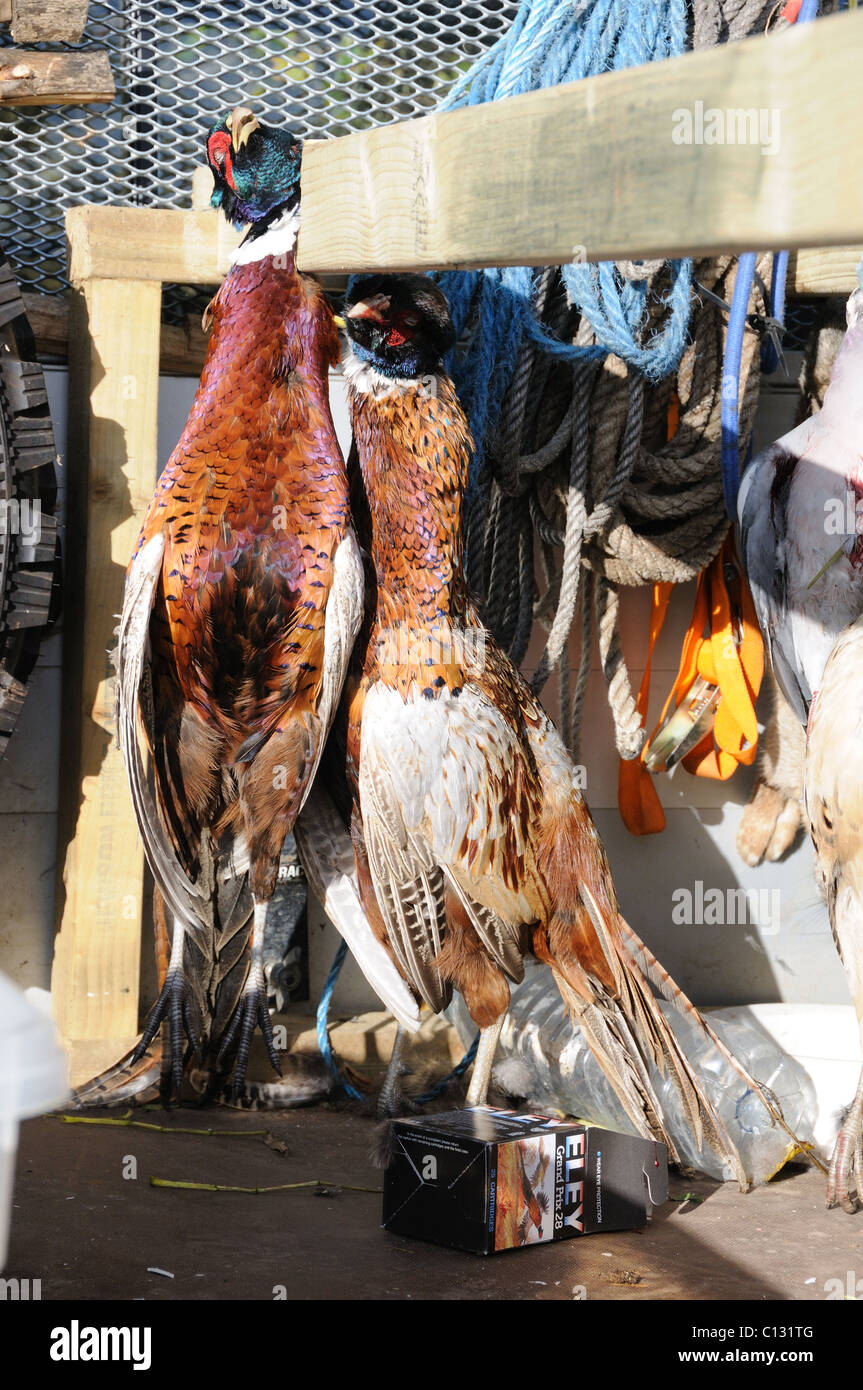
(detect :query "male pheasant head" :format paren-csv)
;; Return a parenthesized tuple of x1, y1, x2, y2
(341, 274, 456, 380)
(207, 106, 303, 228)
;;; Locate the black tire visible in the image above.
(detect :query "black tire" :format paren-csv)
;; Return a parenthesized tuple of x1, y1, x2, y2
(0, 247, 61, 756)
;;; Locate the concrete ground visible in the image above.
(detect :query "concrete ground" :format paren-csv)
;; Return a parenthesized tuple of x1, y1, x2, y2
(7, 1032, 863, 1303)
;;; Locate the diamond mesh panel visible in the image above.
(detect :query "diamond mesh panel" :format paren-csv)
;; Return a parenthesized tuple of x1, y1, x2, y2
(0, 0, 517, 310)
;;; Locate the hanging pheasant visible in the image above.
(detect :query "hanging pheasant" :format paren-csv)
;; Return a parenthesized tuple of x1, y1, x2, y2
(738, 276, 863, 1207)
(336, 274, 799, 1184)
(805, 617, 863, 1210)
(738, 282, 863, 724)
(98, 107, 367, 1100)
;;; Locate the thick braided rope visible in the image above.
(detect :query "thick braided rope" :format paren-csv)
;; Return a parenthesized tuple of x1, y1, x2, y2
(503, 254, 771, 752)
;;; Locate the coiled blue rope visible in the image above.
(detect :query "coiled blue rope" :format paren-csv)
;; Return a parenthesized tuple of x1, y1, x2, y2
(434, 0, 691, 489)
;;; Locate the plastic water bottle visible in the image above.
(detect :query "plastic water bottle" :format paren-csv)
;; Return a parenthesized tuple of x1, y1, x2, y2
(446, 958, 817, 1186)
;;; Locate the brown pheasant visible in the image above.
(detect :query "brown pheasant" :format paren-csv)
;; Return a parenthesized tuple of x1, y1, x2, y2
(337, 273, 799, 1184)
(107, 108, 364, 1098)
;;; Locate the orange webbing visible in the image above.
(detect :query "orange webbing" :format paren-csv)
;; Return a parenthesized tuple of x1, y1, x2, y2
(616, 386, 763, 830)
(678, 531, 763, 780)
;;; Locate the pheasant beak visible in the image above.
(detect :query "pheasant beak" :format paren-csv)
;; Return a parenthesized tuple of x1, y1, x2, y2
(227, 106, 259, 153)
(332, 314, 346, 330)
(346, 293, 391, 325)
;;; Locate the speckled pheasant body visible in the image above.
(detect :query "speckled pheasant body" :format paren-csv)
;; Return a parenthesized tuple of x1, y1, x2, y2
(137, 251, 350, 884)
(347, 369, 640, 1029)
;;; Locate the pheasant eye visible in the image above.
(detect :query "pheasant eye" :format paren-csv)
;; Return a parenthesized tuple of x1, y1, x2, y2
(403, 313, 420, 327)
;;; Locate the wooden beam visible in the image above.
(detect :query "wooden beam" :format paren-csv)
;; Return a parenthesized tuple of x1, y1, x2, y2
(11, 0, 88, 43)
(298, 9, 863, 273)
(23, 290, 211, 375)
(66, 205, 242, 285)
(65, 16, 863, 284)
(0, 1, 13, 22)
(191, 164, 215, 213)
(51, 277, 161, 1085)
(63, 204, 863, 298)
(0, 50, 113, 106)
(789, 246, 862, 297)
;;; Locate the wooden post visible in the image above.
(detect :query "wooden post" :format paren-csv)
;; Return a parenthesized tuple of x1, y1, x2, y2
(51, 277, 161, 1086)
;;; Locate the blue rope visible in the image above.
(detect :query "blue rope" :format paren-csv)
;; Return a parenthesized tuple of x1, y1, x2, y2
(316, 938, 483, 1106)
(762, 250, 788, 376)
(434, 0, 691, 486)
(721, 0, 820, 517)
(720, 250, 757, 519)
(316, 940, 365, 1100)
(413, 1032, 481, 1106)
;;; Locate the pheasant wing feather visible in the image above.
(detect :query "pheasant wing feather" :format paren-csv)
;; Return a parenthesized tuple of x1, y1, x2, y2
(294, 782, 422, 1032)
(116, 532, 211, 940)
(360, 681, 539, 1007)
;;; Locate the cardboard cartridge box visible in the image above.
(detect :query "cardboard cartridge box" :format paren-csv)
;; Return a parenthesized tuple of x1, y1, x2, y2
(382, 1105, 668, 1255)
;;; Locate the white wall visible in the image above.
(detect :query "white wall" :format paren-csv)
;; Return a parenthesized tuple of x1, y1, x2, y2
(0, 362, 847, 1015)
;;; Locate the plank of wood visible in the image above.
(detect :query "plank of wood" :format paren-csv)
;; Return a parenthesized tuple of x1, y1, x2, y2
(11, 0, 88, 42)
(51, 278, 161, 1063)
(66, 197, 863, 297)
(0, 2, 13, 22)
(67, 15, 863, 283)
(66, 205, 242, 284)
(23, 290, 211, 375)
(298, 8, 863, 272)
(0, 49, 113, 106)
(789, 246, 863, 297)
(191, 164, 215, 213)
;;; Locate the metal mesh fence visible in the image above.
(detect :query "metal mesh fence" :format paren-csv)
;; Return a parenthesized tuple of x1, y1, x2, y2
(0, 0, 517, 311)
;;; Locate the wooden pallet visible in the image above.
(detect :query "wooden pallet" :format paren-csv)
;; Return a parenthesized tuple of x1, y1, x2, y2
(51, 7, 863, 1084)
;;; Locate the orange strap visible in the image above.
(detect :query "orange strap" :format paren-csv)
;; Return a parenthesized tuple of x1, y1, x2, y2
(679, 531, 763, 779)
(618, 532, 764, 831)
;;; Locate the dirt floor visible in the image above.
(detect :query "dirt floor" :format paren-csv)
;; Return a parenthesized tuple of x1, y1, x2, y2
(7, 1099, 863, 1302)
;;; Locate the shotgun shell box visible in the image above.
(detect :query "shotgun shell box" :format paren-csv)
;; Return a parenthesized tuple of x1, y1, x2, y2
(382, 1106, 668, 1255)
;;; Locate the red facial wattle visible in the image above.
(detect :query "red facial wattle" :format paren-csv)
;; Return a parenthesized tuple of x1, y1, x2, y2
(386, 328, 407, 347)
(208, 130, 236, 191)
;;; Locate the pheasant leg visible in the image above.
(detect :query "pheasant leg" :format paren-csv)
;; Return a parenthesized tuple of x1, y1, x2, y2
(377, 1024, 411, 1119)
(131, 920, 201, 1100)
(827, 1063, 863, 1212)
(218, 900, 282, 1096)
(465, 1015, 506, 1107)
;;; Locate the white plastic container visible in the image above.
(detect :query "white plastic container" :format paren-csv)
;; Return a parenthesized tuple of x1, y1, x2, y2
(448, 960, 863, 1184)
(720, 1003, 863, 1160)
(0, 974, 69, 1270)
